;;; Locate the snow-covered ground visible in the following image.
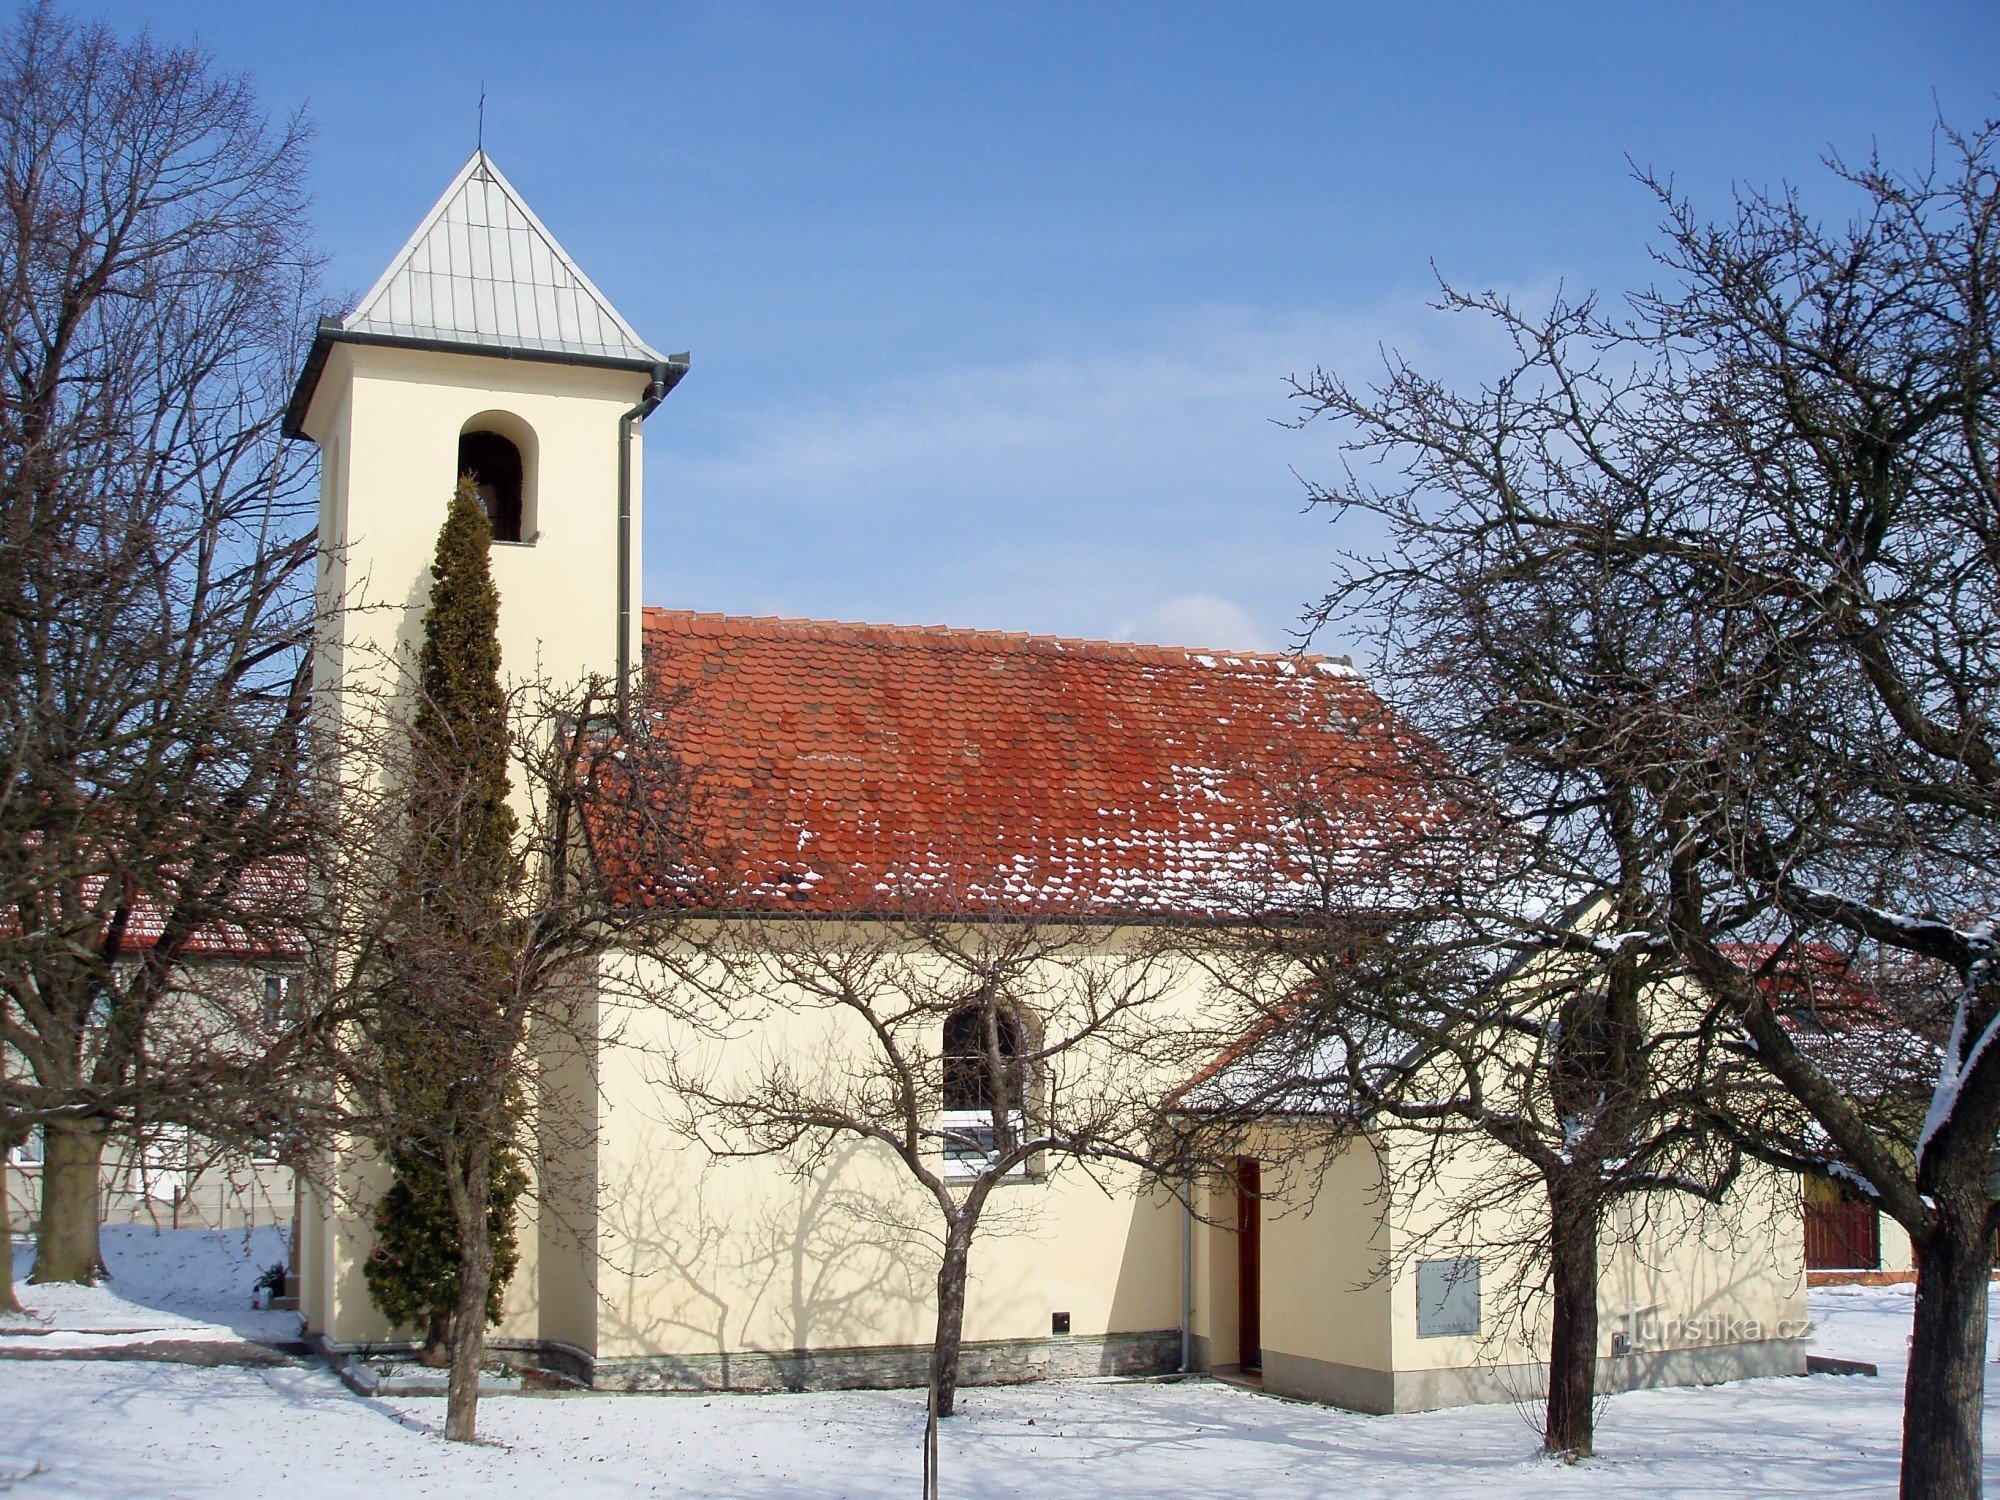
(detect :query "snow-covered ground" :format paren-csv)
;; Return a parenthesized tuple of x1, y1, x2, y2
(3, 1224, 295, 1347)
(0, 1231, 1978, 1497)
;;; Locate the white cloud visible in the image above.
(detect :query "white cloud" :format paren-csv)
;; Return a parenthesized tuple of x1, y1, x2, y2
(671, 305, 1362, 511)
(1115, 593, 1274, 653)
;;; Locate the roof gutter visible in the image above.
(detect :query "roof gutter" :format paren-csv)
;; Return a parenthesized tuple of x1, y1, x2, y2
(618, 354, 691, 726)
(282, 320, 678, 440)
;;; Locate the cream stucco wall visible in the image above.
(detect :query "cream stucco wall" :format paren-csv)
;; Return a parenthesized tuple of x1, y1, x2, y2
(302, 341, 651, 712)
(585, 978, 1186, 1368)
(1189, 1128, 1807, 1413)
(1378, 1146, 1804, 1379)
(583, 932, 1191, 1373)
(303, 936, 1192, 1377)
(1258, 1141, 1395, 1374)
(298, 926, 1807, 1404)
(1880, 1215, 1917, 1276)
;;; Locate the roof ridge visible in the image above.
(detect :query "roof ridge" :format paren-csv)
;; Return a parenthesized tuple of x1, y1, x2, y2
(641, 605, 1352, 673)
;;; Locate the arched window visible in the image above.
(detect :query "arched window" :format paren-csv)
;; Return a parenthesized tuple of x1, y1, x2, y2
(941, 1004, 1030, 1177)
(457, 428, 527, 543)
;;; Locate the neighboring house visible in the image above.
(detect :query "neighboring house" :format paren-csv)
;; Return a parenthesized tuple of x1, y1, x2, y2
(1748, 943, 1935, 1285)
(3, 890, 304, 1242)
(283, 150, 1806, 1405)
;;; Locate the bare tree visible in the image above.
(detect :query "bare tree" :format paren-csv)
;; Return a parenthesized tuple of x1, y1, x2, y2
(665, 903, 1179, 1491)
(1186, 788, 1754, 1460)
(1288, 121, 2000, 1497)
(0, 3, 324, 1290)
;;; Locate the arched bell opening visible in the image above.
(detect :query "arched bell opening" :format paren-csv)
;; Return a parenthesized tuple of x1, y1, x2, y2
(457, 411, 539, 544)
(458, 429, 524, 542)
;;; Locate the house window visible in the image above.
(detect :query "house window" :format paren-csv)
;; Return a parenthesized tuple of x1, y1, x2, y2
(260, 972, 299, 1032)
(8, 1126, 42, 1167)
(458, 429, 526, 543)
(941, 1004, 1030, 1178)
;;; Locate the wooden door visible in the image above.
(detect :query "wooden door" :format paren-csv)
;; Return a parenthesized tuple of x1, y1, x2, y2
(1236, 1157, 1261, 1371)
(1804, 1198, 1880, 1271)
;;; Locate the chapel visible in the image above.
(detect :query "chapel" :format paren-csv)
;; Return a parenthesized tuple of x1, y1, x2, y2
(285, 151, 1807, 1408)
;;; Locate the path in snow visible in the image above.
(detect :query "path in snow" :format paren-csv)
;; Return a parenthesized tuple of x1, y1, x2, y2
(2, 1224, 295, 1346)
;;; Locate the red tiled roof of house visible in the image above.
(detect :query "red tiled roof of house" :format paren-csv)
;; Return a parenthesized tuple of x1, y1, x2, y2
(6, 846, 305, 962)
(638, 608, 1446, 917)
(115, 862, 305, 960)
(1724, 941, 1903, 1031)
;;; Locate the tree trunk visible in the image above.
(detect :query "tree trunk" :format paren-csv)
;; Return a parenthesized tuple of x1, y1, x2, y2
(31, 1119, 104, 1285)
(929, 1223, 975, 1419)
(418, 1310, 450, 1368)
(922, 1373, 940, 1500)
(443, 1143, 494, 1444)
(1900, 1200, 1993, 1500)
(0, 1132, 22, 1315)
(1543, 1185, 1600, 1460)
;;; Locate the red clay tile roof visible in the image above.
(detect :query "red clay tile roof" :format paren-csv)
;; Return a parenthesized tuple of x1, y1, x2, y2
(1724, 942, 1903, 1030)
(7, 848, 305, 961)
(639, 608, 1444, 918)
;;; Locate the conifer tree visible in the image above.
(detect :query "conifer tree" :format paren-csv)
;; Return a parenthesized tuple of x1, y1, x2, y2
(408, 477, 516, 894)
(363, 477, 527, 1372)
(336, 473, 713, 1441)
(365, 1141, 528, 1364)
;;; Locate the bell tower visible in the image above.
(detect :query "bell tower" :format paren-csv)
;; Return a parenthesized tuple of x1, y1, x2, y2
(284, 152, 684, 1350)
(286, 149, 687, 716)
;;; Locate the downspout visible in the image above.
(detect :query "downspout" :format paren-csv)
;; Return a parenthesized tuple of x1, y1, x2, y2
(1180, 1171, 1195, 1374)
(617, 353, 691, 726)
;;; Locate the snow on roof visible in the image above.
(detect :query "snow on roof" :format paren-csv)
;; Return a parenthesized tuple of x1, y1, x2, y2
(339, 151, 665, 365)
(630, 608, 1447, 918)
(1165, 988, 1421, 1117)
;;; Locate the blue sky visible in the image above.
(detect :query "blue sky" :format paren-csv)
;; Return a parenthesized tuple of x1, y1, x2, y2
(94, 2, 2000, 657)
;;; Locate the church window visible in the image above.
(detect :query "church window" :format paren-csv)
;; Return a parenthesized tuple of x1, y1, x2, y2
(941, 1003, 1031, 1178)
(458, 428, 526, 543)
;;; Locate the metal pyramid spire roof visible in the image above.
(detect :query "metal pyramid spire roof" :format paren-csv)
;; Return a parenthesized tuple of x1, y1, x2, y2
(340, 150, 665, 364)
